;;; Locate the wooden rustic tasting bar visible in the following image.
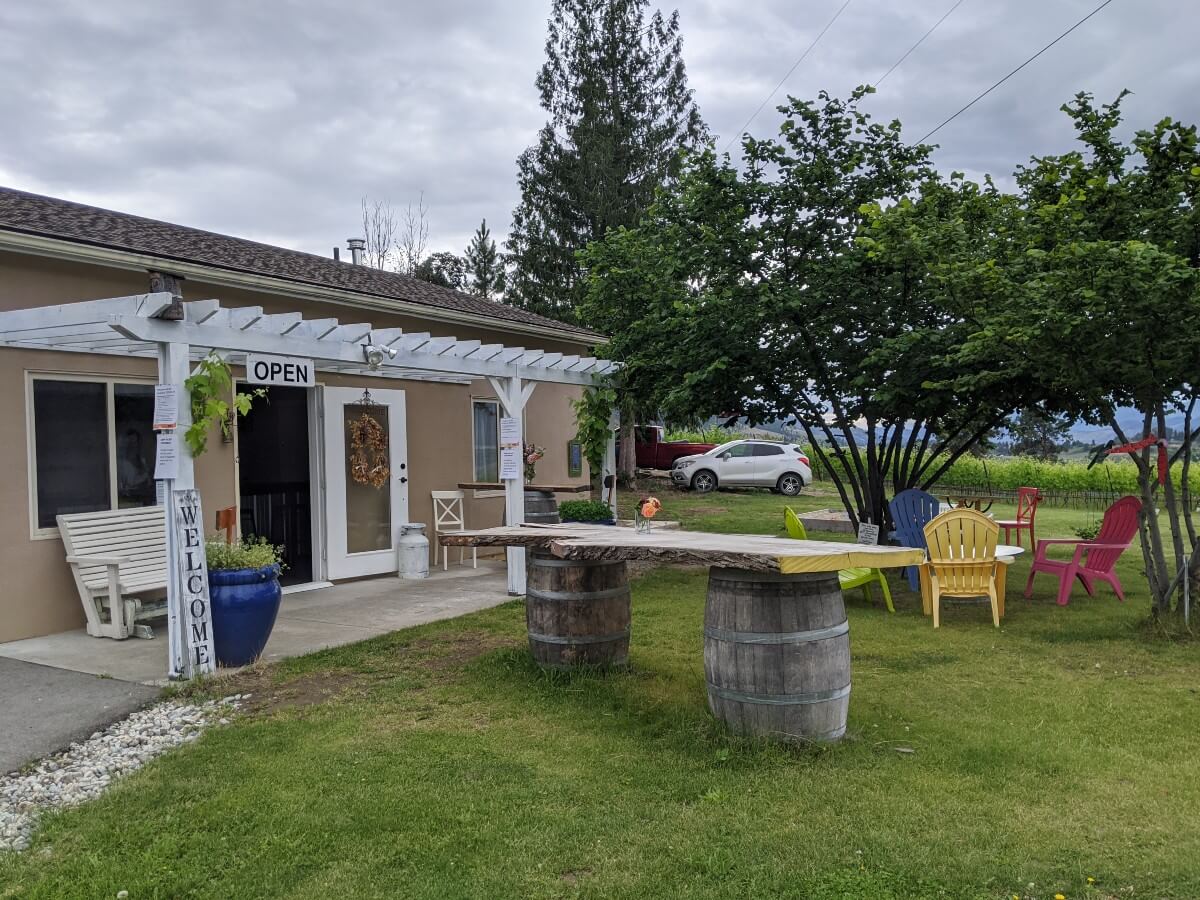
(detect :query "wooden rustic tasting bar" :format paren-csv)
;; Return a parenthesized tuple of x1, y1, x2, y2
(440, 524, 923, 744)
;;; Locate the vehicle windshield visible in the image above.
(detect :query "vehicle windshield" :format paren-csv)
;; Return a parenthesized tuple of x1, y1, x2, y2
(707, 441, 741, 456)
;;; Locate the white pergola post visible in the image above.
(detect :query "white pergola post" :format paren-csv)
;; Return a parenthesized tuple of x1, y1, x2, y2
(159, 341, 192, 679)
(604, 409, 619, 519)
(489, 374, 537, 595)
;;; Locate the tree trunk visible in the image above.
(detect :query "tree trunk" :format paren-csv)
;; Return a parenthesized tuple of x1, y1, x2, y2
(618, 402, 636, 486)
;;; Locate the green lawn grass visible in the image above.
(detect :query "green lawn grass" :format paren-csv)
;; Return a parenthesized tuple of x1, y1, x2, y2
(3, 484, 1198, 899)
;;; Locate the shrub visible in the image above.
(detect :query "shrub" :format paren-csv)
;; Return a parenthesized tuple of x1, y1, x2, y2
(205, 536, 284, 572)
(558, 499, 615, 522)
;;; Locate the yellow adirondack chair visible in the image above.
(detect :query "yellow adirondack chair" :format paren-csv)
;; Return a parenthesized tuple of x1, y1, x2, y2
(784, 508, 894, 613)
(922, 508, 1000, 629)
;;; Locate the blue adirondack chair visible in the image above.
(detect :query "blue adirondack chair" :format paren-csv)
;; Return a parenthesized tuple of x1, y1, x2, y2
(888, 489, 941, 590)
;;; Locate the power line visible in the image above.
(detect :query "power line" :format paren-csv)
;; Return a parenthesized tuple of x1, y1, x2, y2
(722, 0, 854, 152)
(875, 0, 968, 87)
(917, 0, 1118, 144)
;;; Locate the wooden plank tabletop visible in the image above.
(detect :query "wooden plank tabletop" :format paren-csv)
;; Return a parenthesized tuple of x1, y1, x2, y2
(457, 482, 594, 493)
(439, 524, 925, 574)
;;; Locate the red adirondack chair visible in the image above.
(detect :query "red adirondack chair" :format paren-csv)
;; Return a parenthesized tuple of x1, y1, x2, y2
(997, 486, 1040, 549)
(1023, 496, 1142, 606)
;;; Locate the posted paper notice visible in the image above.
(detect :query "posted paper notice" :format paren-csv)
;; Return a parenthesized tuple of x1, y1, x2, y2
(153, 384, 179, 431)
(155, 430, 179, 480)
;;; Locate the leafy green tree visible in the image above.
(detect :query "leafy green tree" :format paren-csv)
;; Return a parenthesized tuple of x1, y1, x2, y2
(464, 219, 505, 299)
(507, 0, 708, 323)
(976, 93, 1200, 616)
(585, 89, 1042, 527)
(413, 252, 467, 290)
(1006, 408, 1072, 461)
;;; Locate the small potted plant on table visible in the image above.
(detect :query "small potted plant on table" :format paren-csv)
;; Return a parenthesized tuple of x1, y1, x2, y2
(559, 499, 617, 526)
(205, 537, 285, 667)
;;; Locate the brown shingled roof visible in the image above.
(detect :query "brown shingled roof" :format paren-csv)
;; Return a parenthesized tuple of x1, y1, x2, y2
(0, 186, 600, 341)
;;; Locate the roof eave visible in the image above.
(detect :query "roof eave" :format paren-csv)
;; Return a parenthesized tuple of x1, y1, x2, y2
(0, 228, 608, 347)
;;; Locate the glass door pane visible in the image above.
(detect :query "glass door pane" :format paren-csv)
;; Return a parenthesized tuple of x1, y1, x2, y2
(343, 404, 391, 553)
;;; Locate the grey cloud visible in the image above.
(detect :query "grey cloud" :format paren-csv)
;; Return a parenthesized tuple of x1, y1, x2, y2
(0, 0, 1194, 260)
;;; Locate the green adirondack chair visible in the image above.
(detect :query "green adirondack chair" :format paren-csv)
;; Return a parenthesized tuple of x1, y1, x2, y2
(784, 507, 894, 613)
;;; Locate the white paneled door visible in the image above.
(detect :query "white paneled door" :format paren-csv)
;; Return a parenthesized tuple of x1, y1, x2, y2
(322, 386, 409, 579)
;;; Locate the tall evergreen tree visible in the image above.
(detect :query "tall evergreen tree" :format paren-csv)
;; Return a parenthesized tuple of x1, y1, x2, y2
(506, 0, 708, 323)
(464, 218, 505, 299)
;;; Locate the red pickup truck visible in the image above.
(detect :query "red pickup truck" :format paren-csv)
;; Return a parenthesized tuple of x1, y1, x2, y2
(634, 425, 718, 470)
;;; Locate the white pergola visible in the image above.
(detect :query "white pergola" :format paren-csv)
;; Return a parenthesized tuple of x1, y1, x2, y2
(0, 292, 618, 678)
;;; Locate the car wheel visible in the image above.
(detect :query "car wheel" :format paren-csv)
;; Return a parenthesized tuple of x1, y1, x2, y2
(777, 473, 804, 496)
(691, 469, 717, 493)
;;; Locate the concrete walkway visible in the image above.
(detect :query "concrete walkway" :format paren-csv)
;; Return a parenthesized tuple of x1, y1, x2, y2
(0, 563, 512, 769)
(0, 562, 511, 686)
(0, 658, 159, 774)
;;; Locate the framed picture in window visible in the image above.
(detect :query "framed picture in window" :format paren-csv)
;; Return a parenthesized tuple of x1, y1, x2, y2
(567, 440, 583, 478)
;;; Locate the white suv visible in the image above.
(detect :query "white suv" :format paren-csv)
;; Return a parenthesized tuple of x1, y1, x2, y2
(671, 440, 812, 496)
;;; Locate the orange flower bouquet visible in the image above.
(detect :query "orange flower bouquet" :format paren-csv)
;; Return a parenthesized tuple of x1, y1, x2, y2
(635, 496, 661, 533)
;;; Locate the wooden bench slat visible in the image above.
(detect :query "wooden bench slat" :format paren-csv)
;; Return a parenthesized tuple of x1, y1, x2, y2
(57, 506, 171, 640)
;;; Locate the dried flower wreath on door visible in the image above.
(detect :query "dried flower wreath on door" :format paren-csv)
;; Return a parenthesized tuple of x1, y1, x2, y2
(349, 412, 391, 488)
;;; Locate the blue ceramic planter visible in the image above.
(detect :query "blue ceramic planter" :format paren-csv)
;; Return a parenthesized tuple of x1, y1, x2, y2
(208, 565, 282, 667)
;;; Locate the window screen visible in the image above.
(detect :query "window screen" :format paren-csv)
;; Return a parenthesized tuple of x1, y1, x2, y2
(33, 380, 110, 527)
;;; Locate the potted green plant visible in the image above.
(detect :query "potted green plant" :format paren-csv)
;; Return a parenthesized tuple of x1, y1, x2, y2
(558, 499, 617, 526)
(205, 537, 285, 667)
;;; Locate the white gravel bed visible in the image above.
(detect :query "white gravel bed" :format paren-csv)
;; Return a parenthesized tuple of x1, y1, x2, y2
(1, 694, 247, 852)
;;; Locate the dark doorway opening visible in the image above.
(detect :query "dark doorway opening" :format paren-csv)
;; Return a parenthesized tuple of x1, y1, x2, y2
(237, 385, 313, 586)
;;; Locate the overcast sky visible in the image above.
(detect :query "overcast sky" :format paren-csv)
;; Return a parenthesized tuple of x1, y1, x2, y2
(0, 0, 1193, 259)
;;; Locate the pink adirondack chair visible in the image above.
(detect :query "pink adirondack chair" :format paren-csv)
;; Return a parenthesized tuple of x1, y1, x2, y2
(1023, 496, 1142, 606)
(997, 486, 1041, 549)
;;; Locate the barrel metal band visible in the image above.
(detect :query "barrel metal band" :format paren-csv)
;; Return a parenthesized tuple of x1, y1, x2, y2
(706, 683, 851, 706)
(527, 586, 630, 602)
(529, 556, 622, 569)
(528, 629, 630, 645)
(702, 621, 849, 645)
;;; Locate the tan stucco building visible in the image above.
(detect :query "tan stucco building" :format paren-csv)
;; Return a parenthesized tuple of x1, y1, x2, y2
(0, 187, 601, 643)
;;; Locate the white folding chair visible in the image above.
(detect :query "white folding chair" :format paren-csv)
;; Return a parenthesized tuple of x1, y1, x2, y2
(431, 490, 476, 570)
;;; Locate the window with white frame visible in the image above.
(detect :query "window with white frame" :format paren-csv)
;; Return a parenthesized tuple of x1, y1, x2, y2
(29, 376, 157, 532)
(472, 398, 500, 483)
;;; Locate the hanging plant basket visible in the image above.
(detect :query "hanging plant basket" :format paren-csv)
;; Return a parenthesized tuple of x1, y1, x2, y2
(349, 412, 390, 488)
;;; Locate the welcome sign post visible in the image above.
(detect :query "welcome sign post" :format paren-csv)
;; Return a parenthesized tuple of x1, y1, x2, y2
(157, 340, 216, 679)
(173, 489, 215, 673)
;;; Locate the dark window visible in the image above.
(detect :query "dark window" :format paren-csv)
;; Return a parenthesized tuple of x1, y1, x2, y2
(724, 443, 754, 458)
(752, 444, 785, 457)
(33, 380, 110, 528)
(114, 384, 156, 509)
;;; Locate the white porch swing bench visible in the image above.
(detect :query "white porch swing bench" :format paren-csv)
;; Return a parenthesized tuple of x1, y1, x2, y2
(57, 505, 169, 640)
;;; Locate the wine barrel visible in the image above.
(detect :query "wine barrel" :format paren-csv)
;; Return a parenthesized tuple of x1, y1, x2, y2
(526, 553, 631, 669)
(703, 568, 850, 743)
(524, 490, 560, 525)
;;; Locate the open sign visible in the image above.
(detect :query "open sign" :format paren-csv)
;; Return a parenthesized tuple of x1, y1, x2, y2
(245, 354, 315, 387)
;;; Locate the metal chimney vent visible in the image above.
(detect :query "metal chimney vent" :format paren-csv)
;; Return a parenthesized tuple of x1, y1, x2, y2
(346, 238, 366, 266)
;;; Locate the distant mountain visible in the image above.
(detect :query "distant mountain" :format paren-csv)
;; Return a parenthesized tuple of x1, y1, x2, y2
(1068, 409, 1185, 445)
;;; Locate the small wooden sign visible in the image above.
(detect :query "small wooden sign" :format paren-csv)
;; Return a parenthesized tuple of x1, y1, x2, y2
(857, 523, 880, 546)
(173, 489, 216, 675)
